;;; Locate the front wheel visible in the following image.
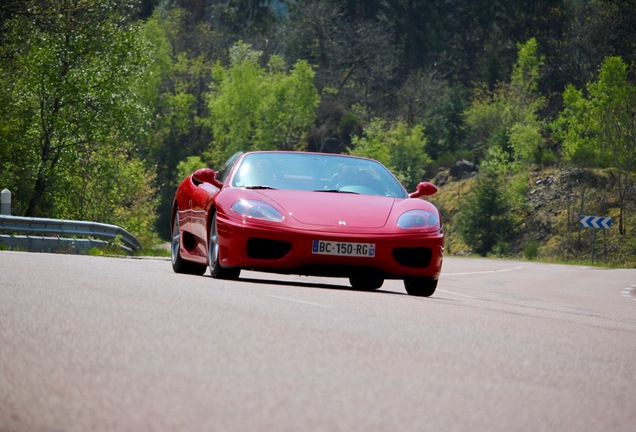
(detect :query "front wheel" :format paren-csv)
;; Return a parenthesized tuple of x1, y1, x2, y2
(171, 210, 206, 275)
(208, 212, 241, 280)
(404, 278, 438, 297)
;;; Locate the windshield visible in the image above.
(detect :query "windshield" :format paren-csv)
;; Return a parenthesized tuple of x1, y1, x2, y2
(230, 152, 407, 198)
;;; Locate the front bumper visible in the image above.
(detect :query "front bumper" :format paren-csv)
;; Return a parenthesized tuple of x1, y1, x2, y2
(217, 216, 443, 280)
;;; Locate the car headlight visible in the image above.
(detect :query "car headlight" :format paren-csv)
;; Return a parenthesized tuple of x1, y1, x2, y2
(231, 200, 285, 222)
(397, 210, 440, 230)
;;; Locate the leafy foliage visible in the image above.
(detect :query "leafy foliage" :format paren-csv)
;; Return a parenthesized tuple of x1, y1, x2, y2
(348, 119, 431, 191)
(457, 148, 522, 256)
(204, 42, 318, 167)
(464, 38, 546, 166)
(0, 0, 157, 245)
(553, 57, 636, 234)
(176, 156, 206, 183)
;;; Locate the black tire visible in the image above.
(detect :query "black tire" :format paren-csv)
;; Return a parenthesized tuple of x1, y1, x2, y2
(171, 209, 207, 275)
(208, 212, 241, 280)
(404, 278, 438, 297)
(349, 275, 384, 290)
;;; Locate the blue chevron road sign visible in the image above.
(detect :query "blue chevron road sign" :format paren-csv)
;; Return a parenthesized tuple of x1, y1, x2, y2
(580, 215, 612, 229)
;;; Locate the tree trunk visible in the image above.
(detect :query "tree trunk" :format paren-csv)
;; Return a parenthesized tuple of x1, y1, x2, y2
(25, 172, 46, 217)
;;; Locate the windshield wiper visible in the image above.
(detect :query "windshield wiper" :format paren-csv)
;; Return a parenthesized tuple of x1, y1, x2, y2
(245, 185, 277, 190)
(315, 189, 359, 194)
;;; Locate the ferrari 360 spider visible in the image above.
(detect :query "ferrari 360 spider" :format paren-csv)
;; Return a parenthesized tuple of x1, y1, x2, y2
(171, 151, 443, 296)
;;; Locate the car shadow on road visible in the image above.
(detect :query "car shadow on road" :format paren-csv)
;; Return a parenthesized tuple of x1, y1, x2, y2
(238, 276, 408, 296)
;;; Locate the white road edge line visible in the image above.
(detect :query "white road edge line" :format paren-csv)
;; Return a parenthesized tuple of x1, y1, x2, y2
(438, 266, 522, 299)
(444, 266, 523, 276)
(438, 289, 475, 299)
(620, 285, 636, 302)
(265, 295, 332, 308)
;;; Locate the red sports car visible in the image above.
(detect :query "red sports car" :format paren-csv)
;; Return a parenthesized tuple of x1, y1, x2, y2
(171, 151, 443, 296)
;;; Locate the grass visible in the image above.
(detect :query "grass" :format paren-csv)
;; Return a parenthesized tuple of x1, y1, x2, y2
(134, 243, 171, 258)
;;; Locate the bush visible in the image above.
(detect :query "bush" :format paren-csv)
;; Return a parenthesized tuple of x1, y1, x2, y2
(523, 240, 539, 260)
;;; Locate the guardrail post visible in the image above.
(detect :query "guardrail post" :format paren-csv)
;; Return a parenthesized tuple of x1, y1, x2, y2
(1, 189, 11, 215)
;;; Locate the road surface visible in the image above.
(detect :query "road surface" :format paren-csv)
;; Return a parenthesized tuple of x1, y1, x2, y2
(1, 251, 635, 431)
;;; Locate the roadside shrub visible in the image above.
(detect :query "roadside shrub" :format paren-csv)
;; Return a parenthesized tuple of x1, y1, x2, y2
(523, 240, 539, 260)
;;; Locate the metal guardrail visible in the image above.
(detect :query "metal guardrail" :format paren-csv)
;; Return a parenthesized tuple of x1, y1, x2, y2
(0, 215, 141, 255)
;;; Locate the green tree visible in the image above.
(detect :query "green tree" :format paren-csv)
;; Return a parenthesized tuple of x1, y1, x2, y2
(135, 6, 221, 240)
(395, 71, 468, 161)
(589, 57, 636, 235)
(553, 56, 636, 234)
(457, 148, 519, 256)
(464, 38, 546, 166)
(555, 0, 636, 89)
(54, 145, 159, 246)
(205, 41, 319, 166)
(285, 1, 397, 119)
(0, 0, 158, 243)
(348, 119, 431, 190)
(552, 85, 600, 165)
(176, 156, 206, 183)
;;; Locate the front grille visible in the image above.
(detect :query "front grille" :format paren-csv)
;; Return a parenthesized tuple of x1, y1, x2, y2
(246, 238, 292, 259)
(392, 247, 432, 268)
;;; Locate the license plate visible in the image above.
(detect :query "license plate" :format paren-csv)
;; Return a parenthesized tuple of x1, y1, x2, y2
(312, 240, 375, 257)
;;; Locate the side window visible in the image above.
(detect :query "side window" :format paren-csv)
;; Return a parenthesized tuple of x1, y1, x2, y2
(216, 152, 242, 183)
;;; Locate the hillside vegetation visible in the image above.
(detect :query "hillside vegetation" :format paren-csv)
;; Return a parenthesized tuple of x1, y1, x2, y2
(0, 0, 634, 266)
(430, 167, 636, 267)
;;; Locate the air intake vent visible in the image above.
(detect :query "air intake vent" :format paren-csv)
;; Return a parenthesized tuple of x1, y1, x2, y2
(392, 247, 432, 268)
(246, 238, 291, 259)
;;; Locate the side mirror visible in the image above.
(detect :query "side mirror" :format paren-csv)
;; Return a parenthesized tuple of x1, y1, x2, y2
(409, 182, 438, 198)
(192, 168, 223, 188)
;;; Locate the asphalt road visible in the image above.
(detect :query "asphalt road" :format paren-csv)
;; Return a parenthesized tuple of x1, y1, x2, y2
(1, 251, 635, 432)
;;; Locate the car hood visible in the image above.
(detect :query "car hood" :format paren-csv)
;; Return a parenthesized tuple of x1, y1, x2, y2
(260, 190, 396, 228)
